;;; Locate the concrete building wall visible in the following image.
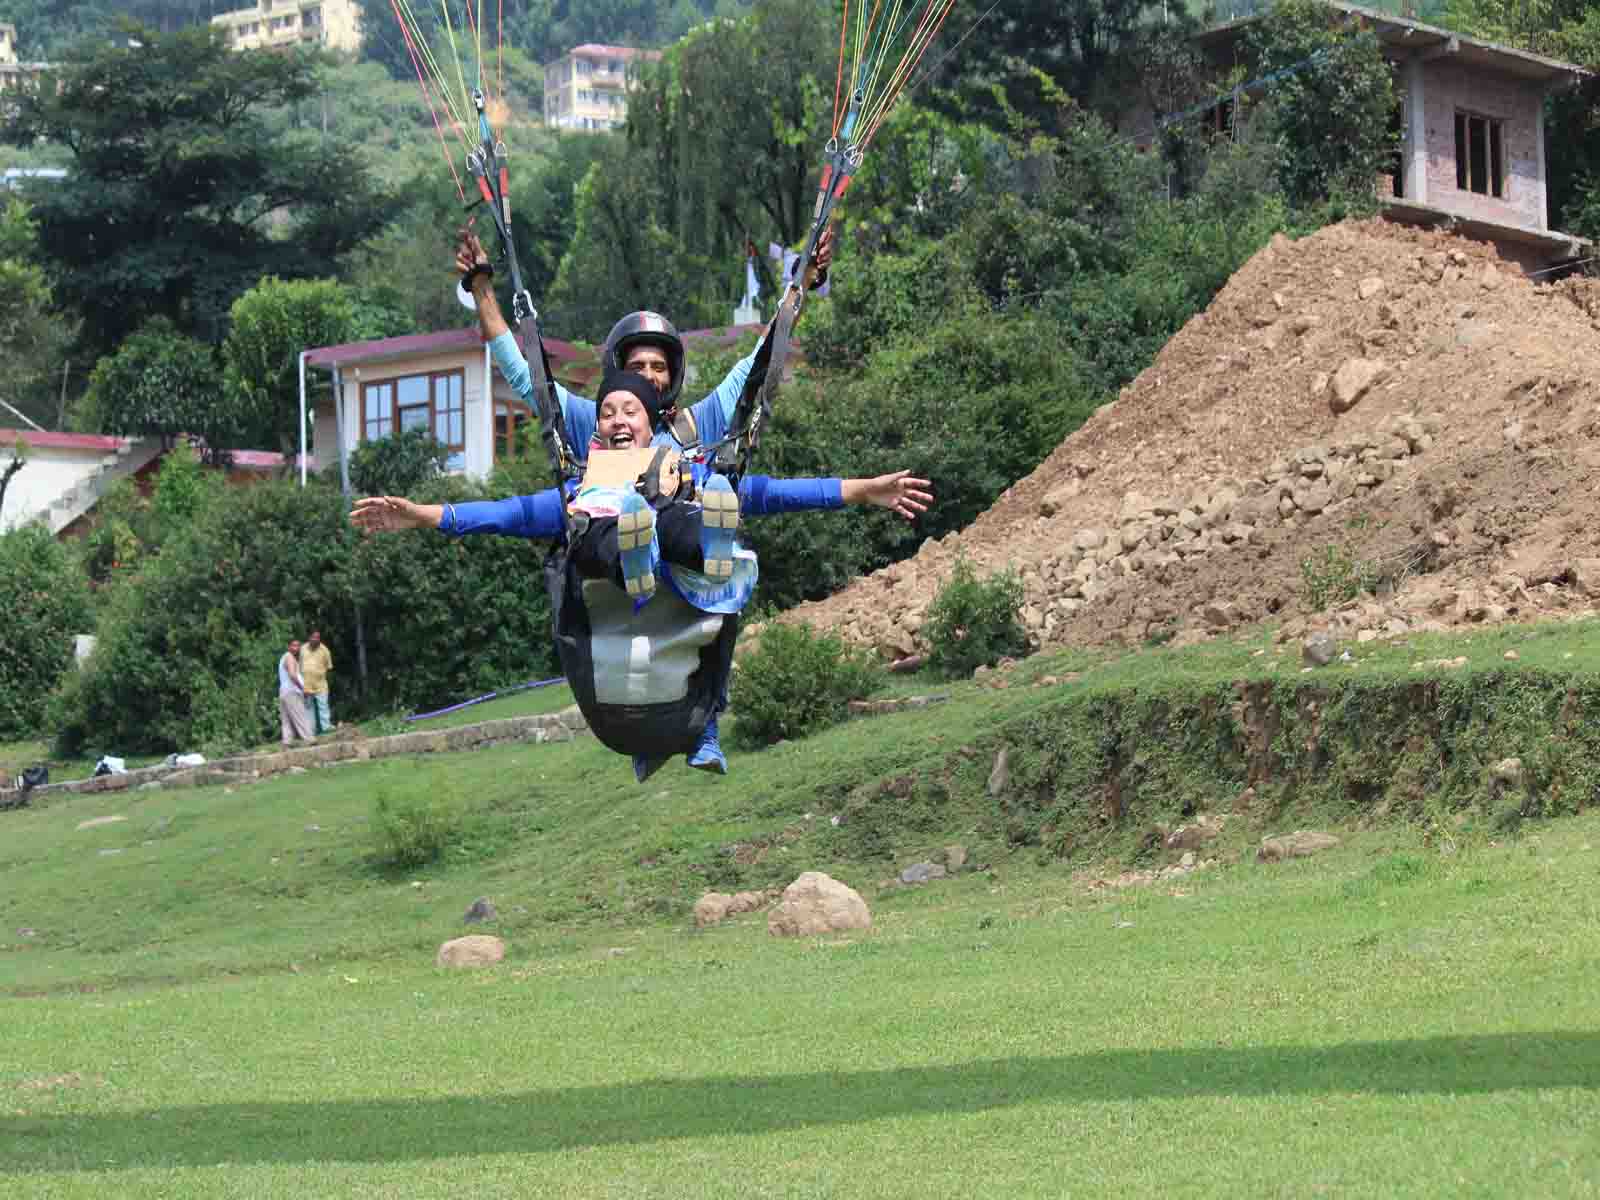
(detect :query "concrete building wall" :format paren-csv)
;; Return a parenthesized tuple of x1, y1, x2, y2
(0, 440, 119, 533)
(543, 45, 657, 131)
(213, 0, 360, 53)
(1416, 58, 1547, 233)
(332, 347, 495, 481)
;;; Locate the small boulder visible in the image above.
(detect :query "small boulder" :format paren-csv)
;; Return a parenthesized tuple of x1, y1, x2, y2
(899, 861, 948, 885)
(987, 747, 1011, 798)
(1489, 757, 1523, 788)
(1302, 632, 1337, 666)
(435, 935, 505, 968)
(768, 872, 872, 937)
(943, 844, 969, 871)
(1257, 831, 1341, 862)
(1329, 357, 1388, 414)
(694, 892, 735, 927)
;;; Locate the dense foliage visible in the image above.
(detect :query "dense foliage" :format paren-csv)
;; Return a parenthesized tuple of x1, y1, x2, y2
(82, 320, 231, 453)
(52, 479, 558, 755)
(3, 24, 394, 355)
(729, 620, 882, 748)
(921, 557, 1028, 679)
(0, 523, 91, 738)
(347, 429, 450, 497)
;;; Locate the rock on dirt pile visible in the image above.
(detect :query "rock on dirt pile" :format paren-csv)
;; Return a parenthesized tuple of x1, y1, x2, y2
(783, 219, 1600, 656)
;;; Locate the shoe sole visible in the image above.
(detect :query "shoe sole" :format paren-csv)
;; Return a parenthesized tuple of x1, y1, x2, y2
(618, 499, 657, 599)
(701, 479, 740, 581)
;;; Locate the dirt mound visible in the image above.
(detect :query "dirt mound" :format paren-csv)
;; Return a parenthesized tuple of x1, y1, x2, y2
(786, 219, 1600, 655)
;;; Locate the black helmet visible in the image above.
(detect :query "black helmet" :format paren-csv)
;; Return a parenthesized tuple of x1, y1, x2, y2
(603, 311, 684, 411)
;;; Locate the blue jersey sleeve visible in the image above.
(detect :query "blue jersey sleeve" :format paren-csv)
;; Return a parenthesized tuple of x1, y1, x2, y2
(738, 475, 843, 516)
(682, 351, 756, 449)
(437, 490, 566, 539)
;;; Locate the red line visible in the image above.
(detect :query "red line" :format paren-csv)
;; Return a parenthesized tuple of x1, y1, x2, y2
(391, 0, 465, 200)
(832, 0, 850, 137)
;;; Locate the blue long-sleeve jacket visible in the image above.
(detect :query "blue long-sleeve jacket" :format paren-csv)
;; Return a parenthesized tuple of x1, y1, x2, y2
(438, 474, 843, 539)
(492, 331, 751, 461)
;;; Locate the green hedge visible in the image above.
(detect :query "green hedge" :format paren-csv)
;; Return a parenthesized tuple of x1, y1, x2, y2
(0, 524, 91, 738)
(53, 479, 558, 755)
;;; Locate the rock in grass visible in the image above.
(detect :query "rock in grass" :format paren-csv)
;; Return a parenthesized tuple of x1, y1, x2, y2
(694, 892, 734, 927)
(463, 897, 497, 925)
(1257, 830, 1341, 862)
(987, 747, 1011, 798)
(1302, 632, 1337, 667)
(436, 935, 505, 968)
(899, 861, 947, 885)
(768, 872, 871, 937)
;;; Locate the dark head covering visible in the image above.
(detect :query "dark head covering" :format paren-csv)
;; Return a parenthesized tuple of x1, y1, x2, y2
(596, 368, 665, 430)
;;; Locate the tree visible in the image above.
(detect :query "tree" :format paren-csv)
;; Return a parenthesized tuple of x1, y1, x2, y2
(0, 437, 26, 524)
(927, 0, 1172, 130)
(0, 197, 75, 430)
(1246, 0, 1395, 212)
(629, 0, 834, 256)
(0, 521, 91, 738)
(83, 319, 236, 456)
(4, 23, 395, 355)
(347, 427, 451, 496)
(221, 276, 406, 451)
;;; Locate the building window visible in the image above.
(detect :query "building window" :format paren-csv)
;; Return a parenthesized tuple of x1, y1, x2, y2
(303, 5, 321, 26)
(363, 380, 394, 441)
(362, 370, 467, 470)
(1455, 112, 1505, 199)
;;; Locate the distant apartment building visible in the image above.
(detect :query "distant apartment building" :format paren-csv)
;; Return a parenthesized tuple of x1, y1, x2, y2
(542, 43, 660, 131)
(212, 0, 361, 53)
(0, 22, 50, 96)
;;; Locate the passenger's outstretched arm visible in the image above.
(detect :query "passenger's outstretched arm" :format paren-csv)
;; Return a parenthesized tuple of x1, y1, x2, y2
(740, 470, 932, 520)
(351, 491, 566, 540)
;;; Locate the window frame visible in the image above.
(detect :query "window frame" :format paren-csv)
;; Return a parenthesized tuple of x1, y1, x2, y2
(361, 368, 468, 470)
(1454, 110, 1506, 199)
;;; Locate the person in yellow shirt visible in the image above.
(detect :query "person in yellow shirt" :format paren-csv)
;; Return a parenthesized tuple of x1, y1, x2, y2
(298, 630, 334, 735)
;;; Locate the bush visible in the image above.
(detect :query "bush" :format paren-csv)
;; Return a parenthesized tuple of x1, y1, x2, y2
(370, 780, 463, 870)
(922, 557, 1029, 679)
(729, 621, 883, 748)
(348, 428, 451, 497)
(0, 524, 91, 737)
(52, 478, 558, 755)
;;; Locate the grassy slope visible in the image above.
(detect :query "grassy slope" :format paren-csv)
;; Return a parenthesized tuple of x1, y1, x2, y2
(5, 621, 1600, 1194)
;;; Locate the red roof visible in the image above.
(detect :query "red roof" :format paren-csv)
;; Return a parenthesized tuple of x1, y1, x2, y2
(1, 429, 124, 452)
(305, 328, 592, 370)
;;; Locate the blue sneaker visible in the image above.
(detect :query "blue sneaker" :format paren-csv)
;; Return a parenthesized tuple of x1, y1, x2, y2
(700, 473, 740, 581)
(617, 491, 659, 600)
(633, 753, 668, 783)
(687, 715, 728, 775)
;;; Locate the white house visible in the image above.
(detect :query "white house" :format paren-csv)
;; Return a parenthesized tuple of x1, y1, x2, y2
(0, 430, 163, 535)
(302, 327, 588, 482)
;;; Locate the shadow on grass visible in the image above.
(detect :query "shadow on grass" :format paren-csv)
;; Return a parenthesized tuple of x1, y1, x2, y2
(7, 1033, 1600, 1170)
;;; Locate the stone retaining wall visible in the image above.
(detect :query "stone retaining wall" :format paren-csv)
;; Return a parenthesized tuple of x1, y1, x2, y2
(0, 707, 589, 811)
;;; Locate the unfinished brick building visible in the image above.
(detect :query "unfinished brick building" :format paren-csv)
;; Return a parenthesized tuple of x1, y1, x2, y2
(1146, 2, 1592, 273)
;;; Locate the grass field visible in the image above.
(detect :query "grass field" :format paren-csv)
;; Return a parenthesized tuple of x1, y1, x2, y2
(5, 625, 1600, 1195)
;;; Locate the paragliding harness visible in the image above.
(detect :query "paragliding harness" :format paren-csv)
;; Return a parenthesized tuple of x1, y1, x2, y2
(461, 91, 759, 759)
(458, 27, 897, 756)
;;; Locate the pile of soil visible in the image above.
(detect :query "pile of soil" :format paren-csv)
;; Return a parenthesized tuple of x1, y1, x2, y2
(785, 219, 1600, 656)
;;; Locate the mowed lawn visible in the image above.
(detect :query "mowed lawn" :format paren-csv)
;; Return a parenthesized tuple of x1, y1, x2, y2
(5, 808, 1600, 1196)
